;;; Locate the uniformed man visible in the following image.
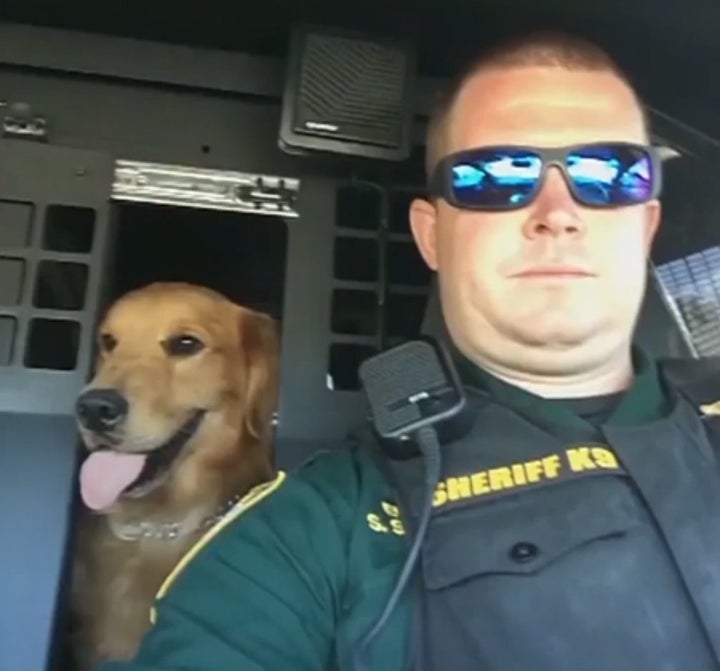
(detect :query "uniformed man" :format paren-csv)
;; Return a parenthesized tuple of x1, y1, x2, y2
(100, 31, 720, 671)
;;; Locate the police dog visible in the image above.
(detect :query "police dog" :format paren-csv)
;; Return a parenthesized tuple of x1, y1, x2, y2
(70, 282, 279, 670)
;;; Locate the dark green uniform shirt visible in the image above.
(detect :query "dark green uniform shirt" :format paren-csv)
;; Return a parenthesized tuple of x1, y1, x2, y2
(101, 349, 668, 671)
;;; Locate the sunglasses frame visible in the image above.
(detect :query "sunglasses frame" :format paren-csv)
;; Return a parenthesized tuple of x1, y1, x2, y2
(427, 142, 663, 211)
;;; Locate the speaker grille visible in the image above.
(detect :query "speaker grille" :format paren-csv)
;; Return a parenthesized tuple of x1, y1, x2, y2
(359, 340, 453, 436)
(293, 33, 408, 147)
(361, 341, 448, 404)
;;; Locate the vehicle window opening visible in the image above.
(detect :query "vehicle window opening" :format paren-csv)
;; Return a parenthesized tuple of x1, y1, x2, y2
(652, 149, 720, 356)
(106, 201, 288, 321)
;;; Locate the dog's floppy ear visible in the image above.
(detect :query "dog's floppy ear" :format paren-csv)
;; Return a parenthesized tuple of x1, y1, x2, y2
(238, 308, 280, 441)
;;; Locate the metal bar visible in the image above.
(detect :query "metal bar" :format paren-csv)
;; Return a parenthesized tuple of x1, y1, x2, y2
(0, 22, 446, 116)
(112, 159, 301, 218)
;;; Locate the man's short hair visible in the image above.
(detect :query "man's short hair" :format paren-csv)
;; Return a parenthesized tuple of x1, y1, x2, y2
(424, 31, 648, 182)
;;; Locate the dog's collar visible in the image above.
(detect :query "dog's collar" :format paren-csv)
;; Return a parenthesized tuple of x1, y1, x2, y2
(108, 491, 244, 542)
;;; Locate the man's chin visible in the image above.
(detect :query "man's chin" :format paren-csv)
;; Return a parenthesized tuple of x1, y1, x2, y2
(509, 320, 601, 350)
(511, 331, 628, 373)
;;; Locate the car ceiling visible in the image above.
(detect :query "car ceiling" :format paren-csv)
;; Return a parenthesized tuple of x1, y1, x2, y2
(2, 0, 720, 137)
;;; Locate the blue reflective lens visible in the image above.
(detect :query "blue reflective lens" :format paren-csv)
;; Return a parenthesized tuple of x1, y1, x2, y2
(567, 145, 653, 205)
(451, 149, 542, 208)
(444, 143, 656, 210)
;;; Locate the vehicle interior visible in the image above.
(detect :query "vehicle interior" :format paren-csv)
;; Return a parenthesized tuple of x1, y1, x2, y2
(2, 0, 720, 669)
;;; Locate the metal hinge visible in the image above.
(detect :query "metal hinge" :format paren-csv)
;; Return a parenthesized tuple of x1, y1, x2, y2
(112, 160, 300, 218)
(1, 101, 49, 141)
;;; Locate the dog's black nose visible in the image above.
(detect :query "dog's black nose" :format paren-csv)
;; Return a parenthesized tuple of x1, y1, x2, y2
(76, 389, 128, 432)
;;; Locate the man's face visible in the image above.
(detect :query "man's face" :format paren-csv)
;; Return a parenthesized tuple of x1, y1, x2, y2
(410, 66, 661, 375)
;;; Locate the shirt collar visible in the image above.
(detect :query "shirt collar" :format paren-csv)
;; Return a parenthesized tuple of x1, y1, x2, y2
(454, 345, 669, 430)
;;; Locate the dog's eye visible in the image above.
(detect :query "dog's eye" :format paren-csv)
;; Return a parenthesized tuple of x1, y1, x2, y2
(165, 334, 205, 357)
(100, 333, 117, 353)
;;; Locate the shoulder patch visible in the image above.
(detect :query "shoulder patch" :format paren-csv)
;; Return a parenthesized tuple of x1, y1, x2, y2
(150, 470, 287, 623)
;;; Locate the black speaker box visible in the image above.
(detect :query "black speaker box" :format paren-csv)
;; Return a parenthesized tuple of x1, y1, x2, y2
(278, 24, 416, 161)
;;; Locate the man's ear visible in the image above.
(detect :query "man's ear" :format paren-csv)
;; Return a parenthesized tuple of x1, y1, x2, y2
(238, 308, 280, 441)
(409, 197, 439, 271)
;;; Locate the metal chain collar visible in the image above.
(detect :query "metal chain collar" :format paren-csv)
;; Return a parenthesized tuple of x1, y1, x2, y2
(109, 492, 244, 542)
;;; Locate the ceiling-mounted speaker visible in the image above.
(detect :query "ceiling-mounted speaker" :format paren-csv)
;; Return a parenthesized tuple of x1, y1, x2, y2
(278, 24, 416, 161)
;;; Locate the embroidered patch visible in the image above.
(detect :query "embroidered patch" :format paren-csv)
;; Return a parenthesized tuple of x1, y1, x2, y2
(367, 499, 406, 536)
(432, 444, 625, 509)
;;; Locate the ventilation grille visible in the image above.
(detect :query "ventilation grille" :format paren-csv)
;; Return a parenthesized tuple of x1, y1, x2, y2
(655, 247, 720, 356)
(327, 182, 432, 391)
(293, 34, 408, 147)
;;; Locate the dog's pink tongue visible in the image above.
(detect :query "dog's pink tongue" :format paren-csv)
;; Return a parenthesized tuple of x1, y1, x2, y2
(79, 451, 147, 511)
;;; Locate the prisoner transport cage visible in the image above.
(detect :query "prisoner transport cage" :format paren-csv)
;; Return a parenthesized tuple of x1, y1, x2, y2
(1, 18, 720, 671)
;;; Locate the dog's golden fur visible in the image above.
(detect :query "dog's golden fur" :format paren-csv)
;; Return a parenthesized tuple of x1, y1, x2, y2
(70, 282, 279, 670)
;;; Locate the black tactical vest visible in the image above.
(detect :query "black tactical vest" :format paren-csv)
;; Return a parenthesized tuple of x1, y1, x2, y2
(371, 357, 720, 671)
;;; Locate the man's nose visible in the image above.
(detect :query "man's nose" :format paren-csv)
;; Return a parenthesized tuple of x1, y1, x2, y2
(522, 168, 586, 239)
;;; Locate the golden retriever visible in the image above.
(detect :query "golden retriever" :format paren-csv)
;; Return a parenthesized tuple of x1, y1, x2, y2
(69, 281, 279, 670)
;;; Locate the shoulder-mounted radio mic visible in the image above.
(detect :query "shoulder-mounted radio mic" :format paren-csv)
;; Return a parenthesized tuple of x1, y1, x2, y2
(353, 337, 466, 671)
(359, 336, 466, 441)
